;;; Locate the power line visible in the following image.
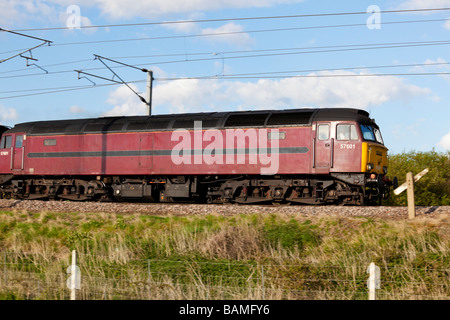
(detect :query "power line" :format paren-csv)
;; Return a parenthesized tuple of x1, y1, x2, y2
(9, 7, 450, 32)
(137, 40, 450, 67)
(2, 61, 448, 95)
(158, 72, 450, 81)
(1, 69, 449, 100)
(0, 28, 52, 43)
(50, 18, 450, 47)
(197, 61, 450, 78)
(3, 39, 450, 76)
(2, 39, 450, 80)
(0, 80, 145, 100)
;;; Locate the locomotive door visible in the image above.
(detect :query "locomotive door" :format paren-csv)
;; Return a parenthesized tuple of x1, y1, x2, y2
(0, 134, 13, 172)
(12, 134, 25, 171)
(314, 123, 332, 173)
(138, 133, 153, 170)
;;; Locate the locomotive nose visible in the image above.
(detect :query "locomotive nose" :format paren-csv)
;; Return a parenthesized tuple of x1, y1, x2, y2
(361, 142, 388, 175)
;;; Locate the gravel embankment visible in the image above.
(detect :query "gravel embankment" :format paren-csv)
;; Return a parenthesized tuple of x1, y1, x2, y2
(0, 199, 448, 219)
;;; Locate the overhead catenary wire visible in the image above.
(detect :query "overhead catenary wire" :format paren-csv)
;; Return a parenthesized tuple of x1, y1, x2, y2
(3, 39, 450, 80)
(48, 17, 450, 47)
(9, 7, 450, 32)
(2, 61, 450, 95)
(2, 71, 450, 100)
(2, 39, 448, 75)
(158, 72, 450, 81)
(0, 80, 146, 100)
(1, 8, 450, 102)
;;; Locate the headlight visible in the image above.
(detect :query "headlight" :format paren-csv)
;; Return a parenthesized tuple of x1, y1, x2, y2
(367, 163, 374, 171)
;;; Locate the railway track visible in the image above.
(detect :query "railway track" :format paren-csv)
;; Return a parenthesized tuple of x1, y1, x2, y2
(0, 199, 448, 220)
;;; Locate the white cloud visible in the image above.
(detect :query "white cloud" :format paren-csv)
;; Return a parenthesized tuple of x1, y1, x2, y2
(1, 0, 304, 25)
(69, 105, 86, 114)
(0, 1, 20, 26)
(445, 18, 450, 29)
(102, 84, 148, 117)
(437, 130, 450, 150)
(94, 0, 302, 20)
(164, 21, 201, 34)
(414, 58, 450, 81)
(154, 79, 232, 114)
(0, 0, 92, 28)
(163, 21, 254, 47)
(396, 1, 450, 30)
(0, 105, 18, 124)
(148, 71, 431, 114)
(0, 0, 57, 26)
(200, 23, 254, 47)
(397, 0, 450, 10)
(0, 0, 302, 36)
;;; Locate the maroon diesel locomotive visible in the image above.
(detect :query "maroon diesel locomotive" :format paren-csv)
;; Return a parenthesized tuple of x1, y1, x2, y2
(0, 108, 394, 205)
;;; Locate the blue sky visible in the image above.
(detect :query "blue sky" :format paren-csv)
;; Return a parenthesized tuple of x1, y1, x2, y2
(0, 0, 449, 154)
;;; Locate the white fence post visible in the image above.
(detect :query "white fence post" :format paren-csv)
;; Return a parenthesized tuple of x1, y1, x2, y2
(67, 250, 81, 300)
(147, 259, 151, 299)
(367, 262, 381, 300)
(261, 265, 265, 300)
(3, 252, 7, 285)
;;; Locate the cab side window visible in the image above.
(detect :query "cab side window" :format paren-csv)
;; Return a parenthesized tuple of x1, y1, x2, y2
(318, 124, 330, 140)
(337, 124, 358, 141)
(0, 135, 12, 148)
(15, 135, 23, 148)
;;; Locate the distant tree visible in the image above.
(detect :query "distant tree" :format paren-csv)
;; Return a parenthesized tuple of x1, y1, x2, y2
(385, 150, 450, 206)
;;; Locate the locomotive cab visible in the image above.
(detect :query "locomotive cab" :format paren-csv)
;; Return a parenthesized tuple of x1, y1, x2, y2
(358, 121, 394, 203)
(312, 109, 394, 205)
(360, 122, 387, 175)
(0, 128, 27, 176)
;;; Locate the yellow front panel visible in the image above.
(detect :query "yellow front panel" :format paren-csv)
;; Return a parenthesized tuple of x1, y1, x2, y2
(361, 142, 388, 174)
(361, 142, 368, 172)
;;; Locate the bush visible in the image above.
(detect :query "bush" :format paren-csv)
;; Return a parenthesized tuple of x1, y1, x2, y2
(386, 150, 450, 206)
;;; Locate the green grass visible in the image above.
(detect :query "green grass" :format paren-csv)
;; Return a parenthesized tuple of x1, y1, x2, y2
(0, 209, 448, 300)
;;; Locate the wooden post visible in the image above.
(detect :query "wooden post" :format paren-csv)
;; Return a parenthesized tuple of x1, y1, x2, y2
(406, 172, 415, 219)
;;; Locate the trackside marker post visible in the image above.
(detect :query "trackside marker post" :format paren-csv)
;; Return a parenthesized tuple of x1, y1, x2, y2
(406, 172, 415, 219)
(393, 168, 429, 195)
(393, 168, 429, 219)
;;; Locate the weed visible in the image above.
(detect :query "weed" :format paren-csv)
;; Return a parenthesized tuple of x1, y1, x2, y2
(263, 218, 321, 251)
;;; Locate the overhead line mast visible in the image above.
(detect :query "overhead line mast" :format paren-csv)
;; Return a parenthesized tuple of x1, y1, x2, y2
(75, 55, 154, 116)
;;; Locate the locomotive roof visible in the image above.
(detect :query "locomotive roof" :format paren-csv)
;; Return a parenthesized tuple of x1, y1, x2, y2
(7, 108, 377, 135)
